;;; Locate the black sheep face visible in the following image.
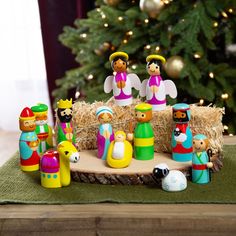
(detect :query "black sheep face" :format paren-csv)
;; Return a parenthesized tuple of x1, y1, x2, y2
(153, 166, 169, 179)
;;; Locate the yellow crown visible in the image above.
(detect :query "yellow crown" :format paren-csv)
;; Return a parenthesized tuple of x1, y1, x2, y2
(57, 98, 72, 109)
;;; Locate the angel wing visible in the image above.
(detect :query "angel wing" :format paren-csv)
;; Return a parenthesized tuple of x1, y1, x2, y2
(164, 80, 177, 98)
(128, 73, 141, 91)
(104, 75, 114, 93)
(139, 79, 148, 97)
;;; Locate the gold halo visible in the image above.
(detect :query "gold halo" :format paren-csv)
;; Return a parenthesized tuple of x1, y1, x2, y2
(109, 52, 129, 62)
(146, 54, 166, 64)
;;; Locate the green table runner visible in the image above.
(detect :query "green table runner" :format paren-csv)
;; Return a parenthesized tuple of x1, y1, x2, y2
(0, 146, 235, 204)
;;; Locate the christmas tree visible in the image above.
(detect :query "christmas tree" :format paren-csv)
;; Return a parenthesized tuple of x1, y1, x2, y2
(54, 0, 236, 133)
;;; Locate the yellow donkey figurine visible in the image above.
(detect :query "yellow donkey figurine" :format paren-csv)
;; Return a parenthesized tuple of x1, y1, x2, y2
(41, 141, 80, 188)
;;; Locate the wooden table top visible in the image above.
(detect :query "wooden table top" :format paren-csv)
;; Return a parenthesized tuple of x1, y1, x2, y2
(0, 130, 235, 235)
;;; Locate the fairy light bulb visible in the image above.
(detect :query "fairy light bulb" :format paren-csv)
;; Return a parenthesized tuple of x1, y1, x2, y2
(87, 74, 94, 80)
(101, 14, 106, 19)
(96, 8, 101, 12)
(127, 31, 133, 36)
(229, 133, 234, 136)
(209, 72, 214, 78)
(155, 46, 160, 51)
(221, 93, 229, 100)
(221, 11, 228, 18)
(199, 99, 204, 105)
(104, 23, 109, 28)
(80, 33, 87, 38)
(163, 0, 170, 4)
(194, 53, 201, 59)
(118, 16, 123, 21)
(123, 39, 128, 44)
(145, 45, 151, 50)
(75, 91, 80, 99)
(228, 8, 233, 13)
(132, 64, 137, 69)
(213, 21, 218, 27)
(223, 125, 229, 130)
(144, 19, 149, 24)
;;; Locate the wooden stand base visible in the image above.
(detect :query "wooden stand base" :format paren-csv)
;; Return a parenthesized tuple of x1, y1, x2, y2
(70, 150, 192, 185)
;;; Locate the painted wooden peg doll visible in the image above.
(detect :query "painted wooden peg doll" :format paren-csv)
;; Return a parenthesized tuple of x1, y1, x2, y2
(19, 107, 40, 171)
(31, 103, 53, 154)
(96, 106, 114, 160)
(104, 51, 141, 106)
(192, 134, 213, 184)
(128, 103, 154, 160)
(107, 131, 133, 168)
(56, 98, 75, 145)
(139, 55, 177, 111)
(171, 103, 193, 162)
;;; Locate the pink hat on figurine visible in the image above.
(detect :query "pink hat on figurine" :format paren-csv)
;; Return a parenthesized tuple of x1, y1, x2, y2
(41, 150, 60, 173)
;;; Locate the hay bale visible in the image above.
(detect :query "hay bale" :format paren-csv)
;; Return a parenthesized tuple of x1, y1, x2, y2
(72, 99, 224, 156)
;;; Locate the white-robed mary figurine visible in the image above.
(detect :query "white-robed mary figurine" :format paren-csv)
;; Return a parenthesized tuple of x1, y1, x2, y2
(139, 55, 177, 111)
(104, 52, 141, 106)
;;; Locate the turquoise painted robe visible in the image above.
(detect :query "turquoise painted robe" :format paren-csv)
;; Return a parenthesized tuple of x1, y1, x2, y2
(192, 151, 210, 184)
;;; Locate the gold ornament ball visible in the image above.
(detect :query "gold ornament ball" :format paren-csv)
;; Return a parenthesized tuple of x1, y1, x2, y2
(164, 56, 185, 79)
(103, 0, 120, 6)
(139, 0, 165, 18)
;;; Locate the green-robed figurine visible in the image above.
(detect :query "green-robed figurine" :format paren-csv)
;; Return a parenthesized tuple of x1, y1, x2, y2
(128, 103, 154, 160)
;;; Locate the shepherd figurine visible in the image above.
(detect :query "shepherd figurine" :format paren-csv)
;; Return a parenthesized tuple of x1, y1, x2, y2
(104, 51, 141, 106)
(192, 134, 213, 184)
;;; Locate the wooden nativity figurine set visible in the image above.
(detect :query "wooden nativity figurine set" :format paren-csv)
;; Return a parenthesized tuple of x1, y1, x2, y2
(18, 51, 214, 192)
(19, 100, 80, 189)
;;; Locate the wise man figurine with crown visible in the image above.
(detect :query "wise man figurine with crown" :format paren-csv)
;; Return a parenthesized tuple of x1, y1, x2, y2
(56, 98, 75, 144)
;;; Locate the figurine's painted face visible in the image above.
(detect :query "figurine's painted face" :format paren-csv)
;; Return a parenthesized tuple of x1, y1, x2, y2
(193, 139, 208, 152)
(98, 112, 112, 124)
(115, 132, 126, 142)
(57, 108, 73, 123)
(20, 119, 36, 131)
(135, 110, 152, 123)
(147, 60, 162, 76)
(35, 113, 48, 125)
(112, 57, 127, 73)
(173, 110, 189, 123)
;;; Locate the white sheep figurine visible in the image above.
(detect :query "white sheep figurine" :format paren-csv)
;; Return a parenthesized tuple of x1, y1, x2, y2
(153, 163, 187, 192)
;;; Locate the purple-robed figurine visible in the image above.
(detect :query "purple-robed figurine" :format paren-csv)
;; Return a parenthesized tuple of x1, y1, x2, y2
(140, 54, 177, 111)
(104, 51, 141, 106)
(96, 106, 114, 160)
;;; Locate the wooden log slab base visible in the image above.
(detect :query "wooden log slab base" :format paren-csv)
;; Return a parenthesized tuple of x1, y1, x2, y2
(70, 150, 192, 185)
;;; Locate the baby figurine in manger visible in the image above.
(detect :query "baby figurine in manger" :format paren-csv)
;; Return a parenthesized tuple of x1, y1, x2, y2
(104, 51, 141, 106)
(107, 131, 133, 168)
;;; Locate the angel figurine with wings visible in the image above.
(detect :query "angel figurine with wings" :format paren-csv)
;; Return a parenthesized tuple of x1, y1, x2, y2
(139, 55, 177, 111)
(104, 52, 141, 106)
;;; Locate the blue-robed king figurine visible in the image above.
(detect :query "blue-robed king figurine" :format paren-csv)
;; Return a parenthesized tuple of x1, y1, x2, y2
(192, 134, 213, 184)
(171, 103, 193, 162)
